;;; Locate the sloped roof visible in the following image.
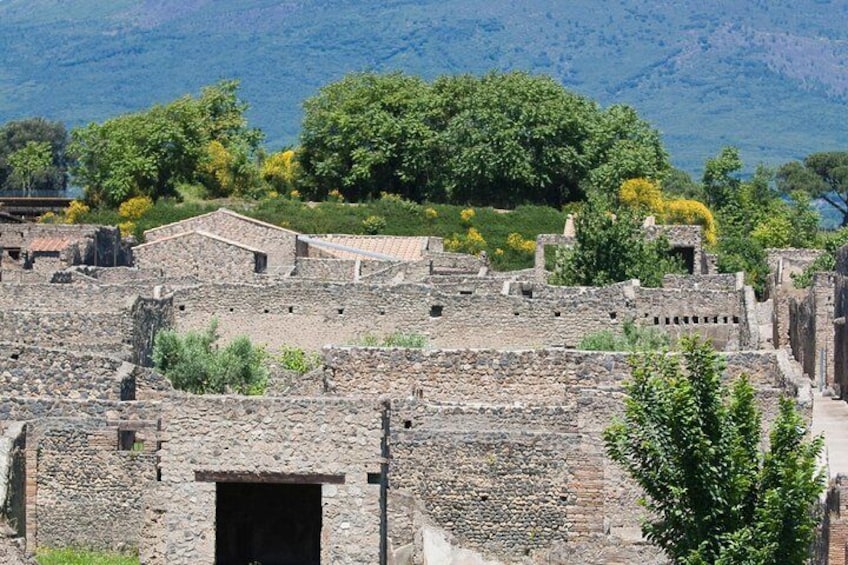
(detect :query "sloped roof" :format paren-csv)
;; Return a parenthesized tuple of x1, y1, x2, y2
(29, 237, 74, 253)
(134, 230, 266, 255)
(309, 235, 429, 262)
(143, 208, 299, 238)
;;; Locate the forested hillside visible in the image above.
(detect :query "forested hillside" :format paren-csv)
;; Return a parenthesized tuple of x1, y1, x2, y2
(1, 0, 848, 174)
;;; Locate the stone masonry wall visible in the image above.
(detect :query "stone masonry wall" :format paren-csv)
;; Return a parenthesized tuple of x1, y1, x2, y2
(170, 281, 749, 352)
(142, 396, 383, 564)
(331, 347, 805, 563)
(142, 209, 297, 274)
(0, 344, 129, 400)
(0, 311, 131, 358)
(30, 418, 157, 552)
(134, 231, 265, 283)
(789, 273, 835, 389)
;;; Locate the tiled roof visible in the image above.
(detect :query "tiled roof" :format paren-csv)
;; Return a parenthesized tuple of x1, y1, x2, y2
(310, 235, 429, 262)
(29, 237, 73, 253)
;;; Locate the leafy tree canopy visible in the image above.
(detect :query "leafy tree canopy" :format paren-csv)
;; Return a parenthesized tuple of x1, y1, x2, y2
(777, 151, 848, 227)
(299, 70, 669, 207)
(0, 117, 69, 192)
(605, 337, 824, 565)
(70, 80, 261, 207)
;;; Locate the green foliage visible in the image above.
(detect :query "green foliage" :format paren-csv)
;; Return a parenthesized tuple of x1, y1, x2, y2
(791, 227, 848, 288)
(578, 320, 671, 352)
(361, 214, 387, 235)
(7, 140, 53, 195)
(604, 337, 824, 565)
(0, 117, 68, 192)
(152, 319, 268, 395)
(777, 151, 848, 227)
(548, 195, 684, 287)
(357, 331, 428, 348)
(278, 346, 321, 375)
(36, 548, 138, 565)
(299, 70, 668, 207)
(70, 80, 260, 207)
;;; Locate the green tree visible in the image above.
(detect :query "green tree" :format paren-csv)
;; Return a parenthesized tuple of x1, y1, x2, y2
(702, 146, 743, 211)
(7, 140, 53, 195)
(299, 71, 436, 202)
(604, 337, 824, 564)
(777, 151, 848, 226)
(0, 117, 69, 192)
(298, 70, 669, 207)
(152, 319, 267, 395)
(548, 195, 683, 287)
(70, 80, 260, 207)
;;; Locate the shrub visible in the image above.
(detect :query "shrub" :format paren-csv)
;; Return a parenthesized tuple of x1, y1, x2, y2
(64, 200, 90, 224)
(619, 178, 663, 213)
(118, 195, 153, 220)
(362, 214, 387, 234)
(445, 227, 487, 255)
(278, 346, 321, 374)
(579, 320, 671, 351)
(118, 221, 136, 239)
(505, 232, 536, 255)
(663, 198, 717, 246)
(424, 207, 438, 220)
(460, 207, 476, 225)
(152, 319, 267, 395)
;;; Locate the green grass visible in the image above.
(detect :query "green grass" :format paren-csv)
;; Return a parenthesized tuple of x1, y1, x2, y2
(36, 548, 139, 565)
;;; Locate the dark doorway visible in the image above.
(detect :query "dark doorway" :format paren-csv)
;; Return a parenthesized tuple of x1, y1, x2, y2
(670, 246, 696, 274)
(216, 482, 322, 565)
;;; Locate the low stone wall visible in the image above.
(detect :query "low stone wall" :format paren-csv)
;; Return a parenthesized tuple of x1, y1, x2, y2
(142, 396, 383, 564)
(662, 273, 742, 291)
(0, 283, 144, 312)
(0, 311, 131, 358)
(0, 344, 129, 400)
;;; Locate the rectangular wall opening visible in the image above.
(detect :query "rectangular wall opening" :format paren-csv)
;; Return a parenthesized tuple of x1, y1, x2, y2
(216, 482, 322, 565)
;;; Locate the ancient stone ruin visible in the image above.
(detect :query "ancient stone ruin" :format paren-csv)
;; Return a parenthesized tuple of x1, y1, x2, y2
(0, 209, 841, 564)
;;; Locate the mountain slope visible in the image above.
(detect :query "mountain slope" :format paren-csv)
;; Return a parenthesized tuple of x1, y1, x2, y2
(2, 0, 848, 174)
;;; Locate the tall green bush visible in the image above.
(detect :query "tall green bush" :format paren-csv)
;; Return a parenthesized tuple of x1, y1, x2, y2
(605, 337, 824, 564)
(153, 319, 267, 395)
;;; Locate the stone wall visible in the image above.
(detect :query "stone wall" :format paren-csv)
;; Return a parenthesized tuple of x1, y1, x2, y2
(134, 231, 266, 283)
(293, 258, 358, 281)
(789, 273, 835, 389)
(766, 248, 825, 349)
(130, 296, 173, 367)
(29, 418, 157, 552)
(316, 346, 805, 563)
(141, 396, 383, 564)
(0, 311, 131, 358)
(661, 272, 742, 291)
(142, 209, 297, 274)
(170, 280, 752, 353)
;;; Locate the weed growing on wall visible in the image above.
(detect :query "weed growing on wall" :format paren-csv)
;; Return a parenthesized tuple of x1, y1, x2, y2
(357, 331, 428, 348)
(578, 320, 671, 352)
(278, 346, 321, 374)
(36, 548, 139, 565)
(152, 319, 268, 395)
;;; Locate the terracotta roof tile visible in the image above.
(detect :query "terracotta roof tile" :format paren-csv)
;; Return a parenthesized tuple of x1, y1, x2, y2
(29, 237, 73, 253)
(313, 236, 428, 262)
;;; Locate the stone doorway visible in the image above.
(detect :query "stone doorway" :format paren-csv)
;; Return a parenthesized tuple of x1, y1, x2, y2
(215, 482, 322, 565)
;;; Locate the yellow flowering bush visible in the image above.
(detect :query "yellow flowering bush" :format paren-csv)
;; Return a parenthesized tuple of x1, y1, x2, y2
(118, 196, 153, 220)
(445, 227, 487, 255)
(663, 199, 718, 246)
(38, 211, 58, 224)
(619, 178, 664, 214)
(261, 149, 299, 191)
(328, 189, 345, 203)
(118, 221, 137, 239)
(362, 215, 387, 235)
(460, 208, 476, 225)
(64, 200, 90, 224)
(289, 189, 302, 201)
(424, 207, 438, 220)
(494, 248, 504, 257)
(506, 232, 536, 255)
